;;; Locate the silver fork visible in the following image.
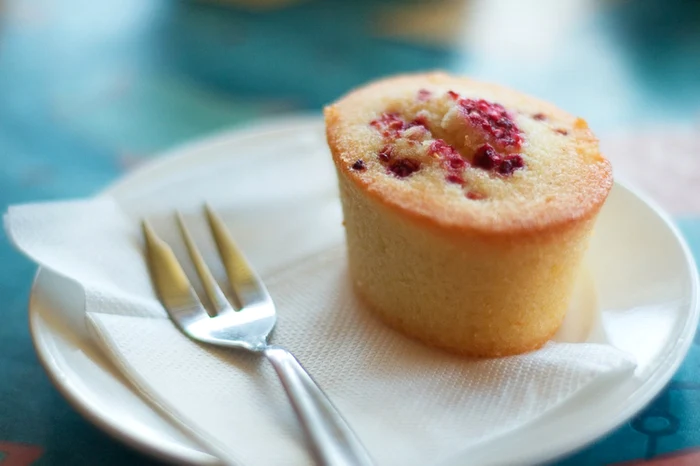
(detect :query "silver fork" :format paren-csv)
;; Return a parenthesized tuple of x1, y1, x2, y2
(142, 206, 374, 466)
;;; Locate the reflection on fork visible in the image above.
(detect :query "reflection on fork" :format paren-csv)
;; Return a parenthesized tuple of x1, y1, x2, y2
(142, 206, 373, 466)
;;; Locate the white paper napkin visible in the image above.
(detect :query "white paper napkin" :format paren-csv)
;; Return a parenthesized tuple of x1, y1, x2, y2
(5, 199, 636, 466)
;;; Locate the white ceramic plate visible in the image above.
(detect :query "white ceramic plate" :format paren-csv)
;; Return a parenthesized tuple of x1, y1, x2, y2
(28, 116, 699, 466)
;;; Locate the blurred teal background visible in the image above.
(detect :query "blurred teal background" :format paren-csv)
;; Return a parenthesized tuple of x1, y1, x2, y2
(0, 0, 699, 464)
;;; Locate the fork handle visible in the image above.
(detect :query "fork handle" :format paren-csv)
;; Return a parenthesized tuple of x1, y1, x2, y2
(264, 345, 374, 466)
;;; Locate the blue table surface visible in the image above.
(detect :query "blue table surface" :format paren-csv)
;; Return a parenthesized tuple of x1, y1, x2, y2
(1, 0, 699, 464)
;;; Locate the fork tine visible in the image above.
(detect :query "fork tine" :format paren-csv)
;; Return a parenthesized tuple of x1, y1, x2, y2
(204, 205, 272, 310)
(142, 220, 209, 328)
(175, 212, 233, 315)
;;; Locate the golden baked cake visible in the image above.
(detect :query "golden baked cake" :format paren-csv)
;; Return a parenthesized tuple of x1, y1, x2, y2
(324, 72, 612, 357)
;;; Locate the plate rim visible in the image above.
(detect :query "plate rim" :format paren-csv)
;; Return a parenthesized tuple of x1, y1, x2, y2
(26, 116, 700, 466)
(28, 284, 215, 465)
(501, 180, 700, 466)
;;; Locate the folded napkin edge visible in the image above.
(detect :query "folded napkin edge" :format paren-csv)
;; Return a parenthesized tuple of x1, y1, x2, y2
(85, 312, 237, 466)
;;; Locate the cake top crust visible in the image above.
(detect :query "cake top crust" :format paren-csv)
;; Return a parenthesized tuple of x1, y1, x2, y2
(325, 72, 613, 236)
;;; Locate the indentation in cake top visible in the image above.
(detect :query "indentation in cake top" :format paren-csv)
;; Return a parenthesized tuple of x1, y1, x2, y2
(378, 145, 393, 162)
(388, 158, 421, 178)
(366, 89, 530, 196)
(369, 112, 430, 139)
(430, 139, 467, 185)
(472, 144, 500, 170)
(497, 154, 525, 175)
